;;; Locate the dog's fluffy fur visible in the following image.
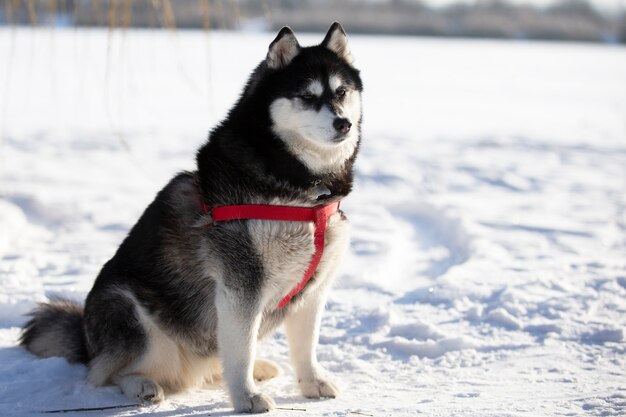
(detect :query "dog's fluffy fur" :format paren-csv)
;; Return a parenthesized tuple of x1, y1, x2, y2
(20, 22, 363, 413)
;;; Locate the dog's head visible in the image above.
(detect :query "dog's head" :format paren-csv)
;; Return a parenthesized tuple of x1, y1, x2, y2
(255, 23, 363, 174)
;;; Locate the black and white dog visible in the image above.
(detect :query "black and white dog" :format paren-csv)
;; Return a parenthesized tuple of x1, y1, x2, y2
(21, 22, 362, 413)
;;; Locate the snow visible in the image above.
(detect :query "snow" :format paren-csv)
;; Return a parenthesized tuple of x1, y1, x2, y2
(1, 28, 626, 416)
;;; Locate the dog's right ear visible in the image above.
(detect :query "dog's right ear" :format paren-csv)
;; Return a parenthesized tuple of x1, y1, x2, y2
(322, 22, 353, 64)
(267, 27, 300, 69)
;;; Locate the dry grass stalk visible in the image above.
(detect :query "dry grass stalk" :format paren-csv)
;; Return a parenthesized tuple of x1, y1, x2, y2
(11, 0, 23, 24)
(200, 0, 211, 31)
(4, 0, 13, 24)
(200, 0, 214, 117)
(42, 403, 142, 413)
(149, 0, 158, 27)
(162, 0, 176, 30)
(215, 0, 225, 29)
(91, 0, 101, 26)
(230, 0, 241, 30)
(261, 0, 273, 28)
(72, 0, 78, 26)
(121, 0, 132, 29)
(108, 0, 116, 29)
(26, 0, 37, 25)
(47, 0, 56, 18)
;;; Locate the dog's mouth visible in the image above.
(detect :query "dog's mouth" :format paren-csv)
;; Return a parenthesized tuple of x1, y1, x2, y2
(331, 132, 349, 143)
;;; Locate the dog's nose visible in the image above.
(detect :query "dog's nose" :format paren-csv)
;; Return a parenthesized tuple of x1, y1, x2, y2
(333, 118, 352, 134)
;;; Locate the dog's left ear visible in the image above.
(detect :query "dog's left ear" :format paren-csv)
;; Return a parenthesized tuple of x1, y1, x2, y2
(267, 26, 300, 69)
(322, 22, 353, 64)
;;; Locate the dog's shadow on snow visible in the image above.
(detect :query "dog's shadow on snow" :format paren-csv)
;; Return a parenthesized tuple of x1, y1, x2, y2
(142, 404, 230, 417)
(0, 343, 327, 416)
(140, 395, 327, 417)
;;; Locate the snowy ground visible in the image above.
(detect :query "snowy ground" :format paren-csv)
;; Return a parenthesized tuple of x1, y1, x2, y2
(1, 28, 626, 416)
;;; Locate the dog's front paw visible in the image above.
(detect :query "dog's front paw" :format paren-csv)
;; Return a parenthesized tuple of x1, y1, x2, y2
(233, 392, 276, 414)
(299, 377, 339, 399)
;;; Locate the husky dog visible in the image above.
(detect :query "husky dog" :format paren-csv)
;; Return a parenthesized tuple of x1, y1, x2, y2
(20, 22, 362, 413)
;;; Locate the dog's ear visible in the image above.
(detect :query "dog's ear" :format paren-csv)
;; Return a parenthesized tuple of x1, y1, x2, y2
(267, 26, 300, 69)
(322, 22, 353, 64)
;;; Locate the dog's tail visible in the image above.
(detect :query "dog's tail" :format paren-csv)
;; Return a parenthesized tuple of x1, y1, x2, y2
(20, 298, 89, 364)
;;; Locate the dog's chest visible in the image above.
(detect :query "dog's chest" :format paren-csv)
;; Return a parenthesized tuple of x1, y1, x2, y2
(247, 210, 349, 299)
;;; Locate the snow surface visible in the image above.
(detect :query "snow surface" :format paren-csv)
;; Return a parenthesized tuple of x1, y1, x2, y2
(1, 28, 626, 416)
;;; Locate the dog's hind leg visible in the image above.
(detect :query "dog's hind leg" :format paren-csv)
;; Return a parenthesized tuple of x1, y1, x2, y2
(84, 287, 165, 404)
(253, 358, 281, 381)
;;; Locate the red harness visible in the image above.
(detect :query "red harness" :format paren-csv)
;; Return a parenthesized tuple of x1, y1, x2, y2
(199, 200, 340, 308)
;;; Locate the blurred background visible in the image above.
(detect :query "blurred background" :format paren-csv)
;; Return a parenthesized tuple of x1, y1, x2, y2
(0, 0, 625, 42)
(1, 2, 625, 415)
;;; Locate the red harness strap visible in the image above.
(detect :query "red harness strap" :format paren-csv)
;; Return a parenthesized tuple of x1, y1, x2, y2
(202, 201, 340, 308)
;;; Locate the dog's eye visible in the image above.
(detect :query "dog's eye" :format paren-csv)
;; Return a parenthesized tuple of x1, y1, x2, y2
(336, 88, 347, 98)
(299, 94, 317, 103)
